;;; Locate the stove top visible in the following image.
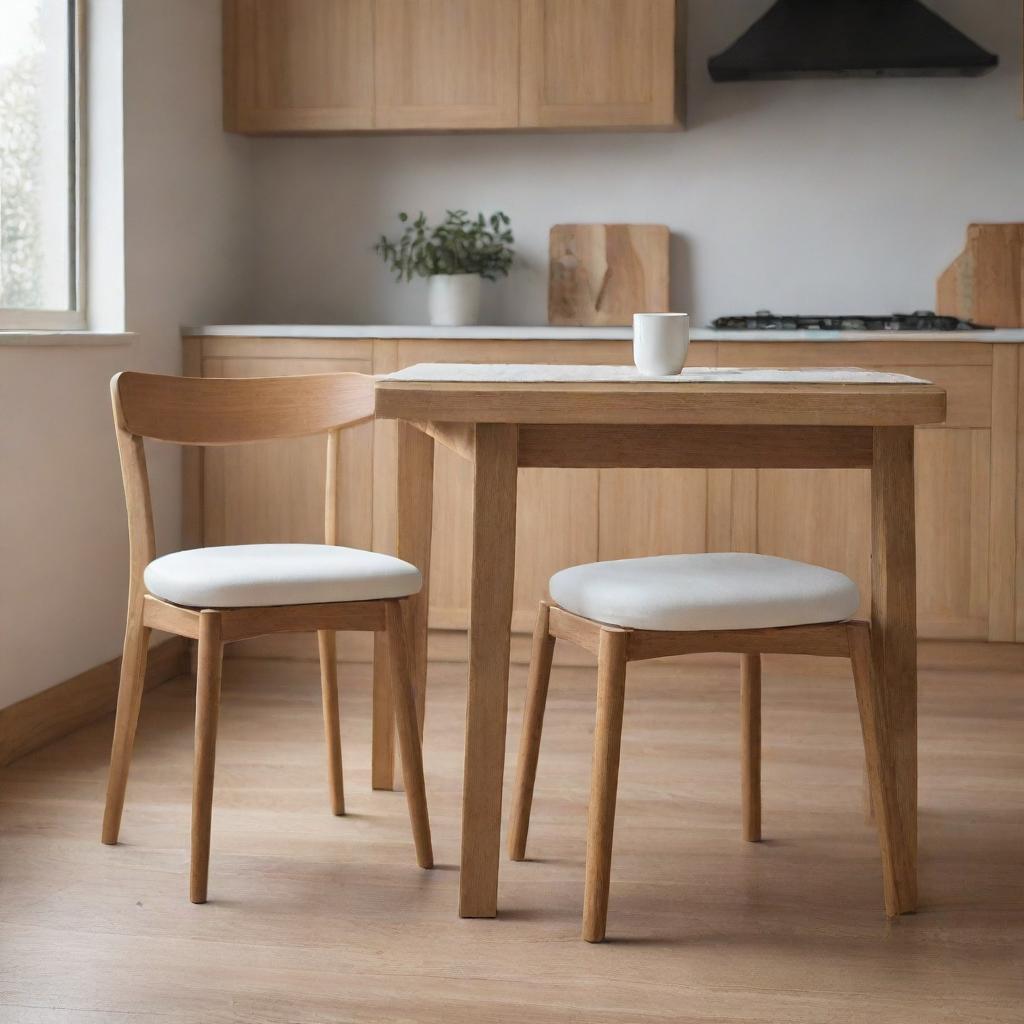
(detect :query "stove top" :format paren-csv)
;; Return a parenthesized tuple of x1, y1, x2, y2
(711, 310, 993, 332)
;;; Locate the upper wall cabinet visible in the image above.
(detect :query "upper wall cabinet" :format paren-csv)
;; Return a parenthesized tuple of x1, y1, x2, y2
(374, 0, 520, 130)
(224, 0, 685, 134)
(520, 0, 681, 129)
(224, 0, 374, 132)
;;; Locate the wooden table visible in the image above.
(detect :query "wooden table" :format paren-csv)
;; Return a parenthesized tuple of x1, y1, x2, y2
(374, 373, 947, 918)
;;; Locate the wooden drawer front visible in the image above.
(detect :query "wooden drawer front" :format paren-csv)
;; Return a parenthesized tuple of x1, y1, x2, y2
(723, 341, 993, 368)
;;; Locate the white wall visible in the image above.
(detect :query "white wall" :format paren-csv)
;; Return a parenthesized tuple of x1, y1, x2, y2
(0, 0, 254, 709)
(248, 0, 1024, 327)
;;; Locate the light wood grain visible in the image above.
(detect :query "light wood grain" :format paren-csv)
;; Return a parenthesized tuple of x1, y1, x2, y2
(0, 636, 186, 768)
(508, 601, 556, 862)
(114, 370, 375, 446)
(100, 606, 152, 845)
(385, 601, 434, 868)
(375, 379, 947, 427)
(460, 423, 519, 918)
(5, 656, 1023, 1020)
(936, 223, 1024, 327)
(582, 627, 629, 942)
(224, 0, 374, 132)
(107, 369, 432, 903)
(199, 354, 374, 663)
(178, 335, 1024, 653)
(378, 371, 938, 925)
(740, 653, 761, 843)
(520, 0, 681, 129)
(989, 346, 1020, 640)
(318, 629, 345, 815)
(1019, 349, 1024, 642)
(394, 423, 435, 731)
(190, 612, 224, 903)
(848, 621, 902, 918)
(373, 0, 519, 129)
(517, 424, 874, 468)
(548, 224, 669, 326)
(520, 604, 907, 938)
(870, 427, 918, 914)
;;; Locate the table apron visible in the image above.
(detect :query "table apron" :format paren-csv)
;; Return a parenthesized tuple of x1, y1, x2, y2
(509, 423, 875, 469)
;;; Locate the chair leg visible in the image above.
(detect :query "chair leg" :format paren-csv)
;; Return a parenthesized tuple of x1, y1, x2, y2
(583, 628, 629, 943)
(740, 653, 762, 842)
(190, 612, 224, 904)
(101, 600, 151, 844)
(371, 632, 396, 791)
(318, 630, 345, 815)
(385, 601, 433, 869)
(847, 622, 904, 918)
(508, 601, 557, 861)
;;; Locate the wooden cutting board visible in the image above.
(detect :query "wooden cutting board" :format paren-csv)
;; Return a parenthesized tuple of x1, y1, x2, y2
(936, 223, 1024, 327)
(548, 224, 670, 326)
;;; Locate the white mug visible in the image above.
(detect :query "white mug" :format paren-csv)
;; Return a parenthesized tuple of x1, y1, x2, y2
(633, 312, 690, 376)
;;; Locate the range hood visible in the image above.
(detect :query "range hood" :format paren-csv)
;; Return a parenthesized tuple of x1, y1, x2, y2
(708, 0, 998, 81)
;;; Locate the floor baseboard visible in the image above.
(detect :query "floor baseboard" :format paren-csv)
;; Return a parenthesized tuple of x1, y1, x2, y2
(0, 637, 189, 767)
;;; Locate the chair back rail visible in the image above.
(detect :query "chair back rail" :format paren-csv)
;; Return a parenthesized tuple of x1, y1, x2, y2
(112, 371, 375, 445)
(110, 371, 374, 590)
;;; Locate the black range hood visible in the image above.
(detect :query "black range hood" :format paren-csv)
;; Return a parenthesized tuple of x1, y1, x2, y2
(708, 0, 998, 81)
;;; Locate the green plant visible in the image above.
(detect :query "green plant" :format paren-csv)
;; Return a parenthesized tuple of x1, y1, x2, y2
(374, 209, 514, 282)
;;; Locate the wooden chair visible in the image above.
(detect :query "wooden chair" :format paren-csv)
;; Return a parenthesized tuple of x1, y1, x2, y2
(104, 371, 432, 903)
(507, 552, 906, 942)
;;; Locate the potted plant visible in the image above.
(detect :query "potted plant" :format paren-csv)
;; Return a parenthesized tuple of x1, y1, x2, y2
(374, 210, 514, 326)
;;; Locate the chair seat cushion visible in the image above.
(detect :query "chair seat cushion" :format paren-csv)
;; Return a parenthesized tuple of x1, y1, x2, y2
(549, 553, 860, 632)
(144, 544, 422, 609)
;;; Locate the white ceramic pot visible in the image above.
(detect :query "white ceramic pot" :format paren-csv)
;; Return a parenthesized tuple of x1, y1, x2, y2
(428, 273, 482, 327)
(633, 312, 690, 376)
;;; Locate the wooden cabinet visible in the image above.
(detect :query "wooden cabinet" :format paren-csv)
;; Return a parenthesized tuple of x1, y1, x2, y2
(373, 0, 519, 129)
(224, 0, 684, 133)
(183, 333, 1024, 655)
(520, 0, 681, 128)
(224, 0, 374, 132)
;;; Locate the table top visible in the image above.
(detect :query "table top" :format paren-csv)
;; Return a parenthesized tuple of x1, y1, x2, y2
(375, 368, 947, 427)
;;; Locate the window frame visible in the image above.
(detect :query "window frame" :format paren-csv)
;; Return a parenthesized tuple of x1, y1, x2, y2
(0, 0, 86, 332)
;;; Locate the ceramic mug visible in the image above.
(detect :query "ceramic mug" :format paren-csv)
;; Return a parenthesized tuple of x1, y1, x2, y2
(633, 312, 690, 376)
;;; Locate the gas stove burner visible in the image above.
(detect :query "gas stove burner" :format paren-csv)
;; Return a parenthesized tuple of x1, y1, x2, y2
(712, 310, 994, 332)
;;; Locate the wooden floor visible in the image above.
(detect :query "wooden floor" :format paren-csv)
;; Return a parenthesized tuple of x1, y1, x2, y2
(1, 652, 1022, 1023)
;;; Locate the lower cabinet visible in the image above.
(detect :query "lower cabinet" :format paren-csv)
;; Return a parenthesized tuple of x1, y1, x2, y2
(184, 334, 1022, 650)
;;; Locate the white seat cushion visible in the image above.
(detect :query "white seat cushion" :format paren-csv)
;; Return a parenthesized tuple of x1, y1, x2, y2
(549, 553, 860, 632)
(144, 544, 422, 609)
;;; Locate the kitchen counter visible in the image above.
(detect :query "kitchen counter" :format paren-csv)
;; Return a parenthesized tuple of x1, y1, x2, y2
(183, 326, 1024, 651)
(182, 323, 1024, 344)
(184, 324, 1024, 343)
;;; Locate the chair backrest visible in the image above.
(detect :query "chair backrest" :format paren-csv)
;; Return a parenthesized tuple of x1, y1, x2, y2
(112, 371, 375, 445)
(110, 371, 376, 589)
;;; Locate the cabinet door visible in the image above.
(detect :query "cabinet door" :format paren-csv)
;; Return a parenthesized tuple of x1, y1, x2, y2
(915, 429, 991, 640)
(755, 468, 872, 621)
(520, 0, 680, 129)
(225, 0, 374, 132)
(374, 0, 520, 130)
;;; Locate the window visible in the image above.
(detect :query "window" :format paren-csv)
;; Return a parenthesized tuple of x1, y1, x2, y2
(0, 0, 83, 330)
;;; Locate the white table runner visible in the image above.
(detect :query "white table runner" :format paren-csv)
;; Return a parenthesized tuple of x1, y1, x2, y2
(386, 363, 932, 385)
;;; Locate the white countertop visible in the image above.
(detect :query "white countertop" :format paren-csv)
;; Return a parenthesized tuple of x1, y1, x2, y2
(183, 324, 1024, 343)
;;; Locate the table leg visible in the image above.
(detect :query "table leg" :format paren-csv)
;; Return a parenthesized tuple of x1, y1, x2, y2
(374, 422, 434, 790)
(460, 423, 519, 918)
(870, 426, 918, 913)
